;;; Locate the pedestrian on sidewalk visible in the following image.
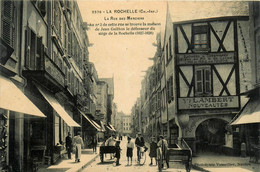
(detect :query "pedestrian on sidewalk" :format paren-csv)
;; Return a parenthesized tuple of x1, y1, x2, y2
(149, 136, 157, 166)
(65, 132, 72, 159)
(115, 140, 121, 166)
(126, 136, 134, 165)
(73, 131, 84, 163)
(92, 135, 97, 154)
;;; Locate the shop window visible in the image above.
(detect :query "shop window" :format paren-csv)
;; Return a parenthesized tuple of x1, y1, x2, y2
(25, 27, 44, 70)
(192, 24, 209, 52)
(195, 66, 212, 96)
(2, 0, 15, 49)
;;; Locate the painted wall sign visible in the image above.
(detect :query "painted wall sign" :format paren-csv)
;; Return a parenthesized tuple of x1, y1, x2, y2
(178, 96, 239, 109)
(176, 52, 236, 65)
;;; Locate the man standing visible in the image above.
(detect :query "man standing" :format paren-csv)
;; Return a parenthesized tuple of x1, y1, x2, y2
(135, 132, 144, 163)
(73, 131, 84, 162)
(157, 135, 169, 169)
(65, 132, 72, 159)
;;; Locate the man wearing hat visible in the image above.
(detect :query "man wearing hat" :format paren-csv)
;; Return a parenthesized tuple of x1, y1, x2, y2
(157, 135, 169, 168)
(135, 132, 145, 163)
(149, 136, 157, 165)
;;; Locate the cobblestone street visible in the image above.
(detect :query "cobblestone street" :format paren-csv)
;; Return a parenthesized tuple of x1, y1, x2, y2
(83, 137, 198, 172)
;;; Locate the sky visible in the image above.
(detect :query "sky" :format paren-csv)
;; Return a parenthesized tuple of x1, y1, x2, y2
(78, 1, 167, 114)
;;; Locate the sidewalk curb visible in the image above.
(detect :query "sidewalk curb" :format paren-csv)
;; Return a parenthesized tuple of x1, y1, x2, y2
(191, 164, 210, 172)
(67, 153, 99, 172)
(78, 153, 99, 172)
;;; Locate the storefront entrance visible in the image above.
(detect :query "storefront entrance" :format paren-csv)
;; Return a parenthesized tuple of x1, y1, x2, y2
(195, 118, 227, 154)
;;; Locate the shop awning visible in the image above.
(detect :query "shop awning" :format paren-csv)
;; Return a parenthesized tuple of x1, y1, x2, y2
(36, 85, 80, 127)
(0, 75, 45, 117)
(80, 111, 101, 131)
(231, 98, 260, 125)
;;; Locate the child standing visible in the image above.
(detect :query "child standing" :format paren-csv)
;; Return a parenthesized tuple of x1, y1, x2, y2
(126, 136, 134, 165)
(115, 140, 121, 166)
(149, 136, 157, 165)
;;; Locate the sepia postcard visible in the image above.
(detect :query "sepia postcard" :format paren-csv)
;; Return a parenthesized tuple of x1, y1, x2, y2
(0, 0, 259, 172)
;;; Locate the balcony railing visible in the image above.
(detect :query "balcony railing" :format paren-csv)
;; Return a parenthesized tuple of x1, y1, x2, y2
(23, 54, 65, 93)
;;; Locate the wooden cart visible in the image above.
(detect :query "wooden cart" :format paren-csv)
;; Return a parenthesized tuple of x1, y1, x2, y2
(99, 146, 117, 163)
(157, 139, 192, 172)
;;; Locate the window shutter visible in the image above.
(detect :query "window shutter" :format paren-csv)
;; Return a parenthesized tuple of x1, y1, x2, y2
(170, 76, 173, 100)
(30, 30, 36, 70)
(169, 36, 172, 60)
(64, 66, 68, 86)
(195, 69, 203, 96)
(24, 27, 31, 68)
(2, 0, 14, 47)
(204, 68, 211, 95)
(36, 36, 42, 70)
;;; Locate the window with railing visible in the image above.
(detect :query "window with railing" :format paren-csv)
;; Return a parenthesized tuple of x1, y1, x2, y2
(25, 27, 44, 70)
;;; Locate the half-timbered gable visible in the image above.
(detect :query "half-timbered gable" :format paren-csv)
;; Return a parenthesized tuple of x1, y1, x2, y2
(161, 1, 251, 154)
(174, 17, 251, 112)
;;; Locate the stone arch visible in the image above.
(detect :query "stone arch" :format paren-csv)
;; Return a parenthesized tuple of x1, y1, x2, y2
(183, 115, 232, 138)
(195, 117, 230, 154)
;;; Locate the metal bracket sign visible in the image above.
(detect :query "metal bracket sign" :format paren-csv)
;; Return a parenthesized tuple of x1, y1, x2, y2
(178, 96, 239, 109)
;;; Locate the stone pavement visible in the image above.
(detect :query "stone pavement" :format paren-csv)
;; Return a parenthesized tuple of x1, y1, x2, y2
(192, 152, 260, 172)
(38, 147, 100, 172)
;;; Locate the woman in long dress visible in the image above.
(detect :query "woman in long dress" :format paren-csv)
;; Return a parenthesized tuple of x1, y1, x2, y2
(73, 131, 84, 162)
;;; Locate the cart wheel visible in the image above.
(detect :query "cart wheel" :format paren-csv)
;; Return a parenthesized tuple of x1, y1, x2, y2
(185, 157, 192, 172)
(157, 148, 162, 172)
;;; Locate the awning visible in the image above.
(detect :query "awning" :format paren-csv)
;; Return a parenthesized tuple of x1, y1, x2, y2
(36, 85, 80, 127)
(0, 75, 45, 117)
(80, 111, 101, 131)
(231, 98, 260, 125)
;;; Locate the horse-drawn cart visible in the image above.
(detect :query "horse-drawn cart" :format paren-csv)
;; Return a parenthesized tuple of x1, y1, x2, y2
(99, 146, 116, 162)
(157, 139, 192, 172)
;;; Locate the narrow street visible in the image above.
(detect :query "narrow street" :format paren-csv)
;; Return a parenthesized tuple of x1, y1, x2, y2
(83, 137, 196, 172)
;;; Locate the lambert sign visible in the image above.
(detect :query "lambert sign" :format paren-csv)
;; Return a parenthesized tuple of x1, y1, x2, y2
(178, 96, 239, 110)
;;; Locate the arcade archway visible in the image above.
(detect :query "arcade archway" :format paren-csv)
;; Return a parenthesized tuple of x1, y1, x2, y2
(195, 118, 228, 154)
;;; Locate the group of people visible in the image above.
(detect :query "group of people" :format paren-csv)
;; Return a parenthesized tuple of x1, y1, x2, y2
(133, 132, 169, 168)
(65, 131, 98, 163)
(65, 131, 169, 168)
(65, 131, 84, 163)
(104, 132, 169, 168)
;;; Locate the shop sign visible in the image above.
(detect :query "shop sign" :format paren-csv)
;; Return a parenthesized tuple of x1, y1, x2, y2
(178, 96, 239, 109)
(45, 57, 64, 86)
(176, 52, 235, 65)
